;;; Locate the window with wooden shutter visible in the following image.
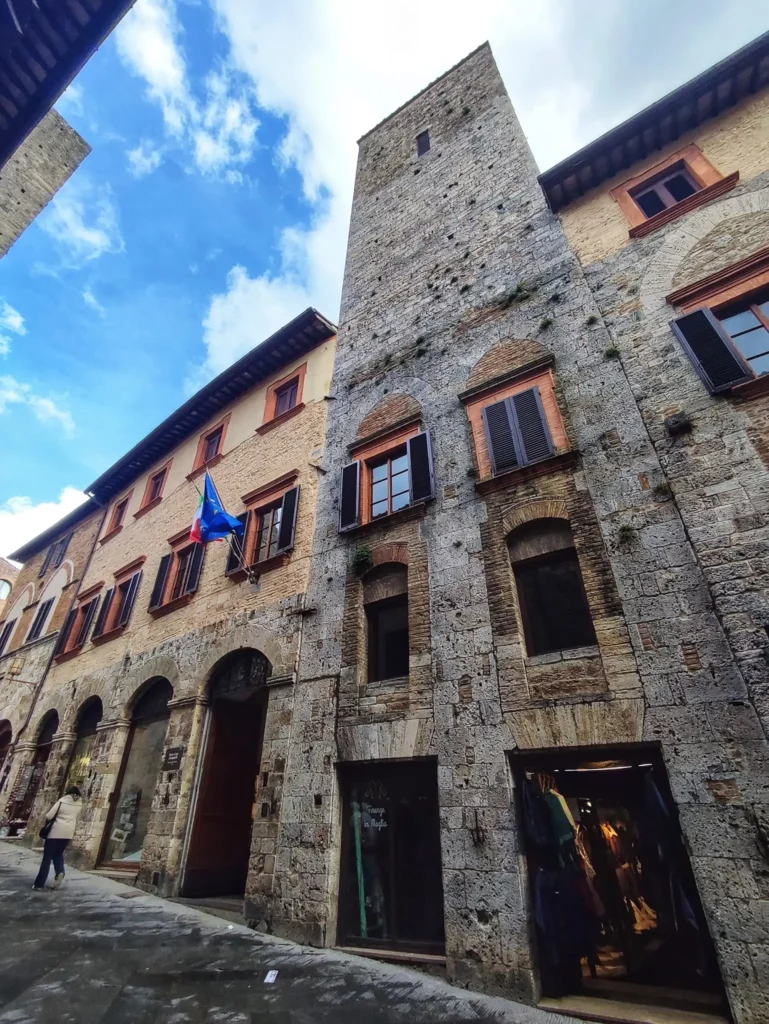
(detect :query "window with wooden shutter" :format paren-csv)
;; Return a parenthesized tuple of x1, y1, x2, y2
(92, 587, 114, 638)
(38, 546, 54, 578)
(182, 544, 205, 596)
(482, 387, 554, 476)
(671, 308, 752, 393)
(117, 571, 142, 627)
(54, 609, 77, 656)
(149, 555, 172, 610)
(51, 534, 71, 569)
(407, 432, 435, 503)
(75, 597, 100, 648)
(277, 486, 300, 553)
(225, 514, 249, 574)
(339, 461, 361, 531)
(27, 598, 54, 642)
(0, 619, 15, 656)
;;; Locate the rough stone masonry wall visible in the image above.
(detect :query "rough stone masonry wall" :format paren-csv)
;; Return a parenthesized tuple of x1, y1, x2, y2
(273, 44, 769, 1021)
(0, 109, 90, 258)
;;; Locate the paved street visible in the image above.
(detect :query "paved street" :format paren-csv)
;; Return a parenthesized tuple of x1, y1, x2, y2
(0, 843, 576, 1024)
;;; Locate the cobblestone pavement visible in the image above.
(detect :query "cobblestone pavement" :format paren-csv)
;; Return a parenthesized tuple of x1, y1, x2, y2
(0, 843, 579, 1024)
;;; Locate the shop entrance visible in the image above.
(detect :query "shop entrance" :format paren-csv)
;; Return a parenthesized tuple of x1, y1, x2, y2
(338, 760, 445, 955)
(514, 747, 727, 1016)
(5, 711, 58, 836)
(182, 650, 268, 899)
(99, 678, 173, 868)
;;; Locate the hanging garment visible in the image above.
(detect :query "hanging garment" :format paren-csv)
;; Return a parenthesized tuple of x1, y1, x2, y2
(544, 791, 576, 846)
(533, 868, 593, 997)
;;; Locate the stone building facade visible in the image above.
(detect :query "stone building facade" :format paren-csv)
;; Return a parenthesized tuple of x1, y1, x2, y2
(1, 311, 336, 902)
(0, 557, 19, 618)
(0, 109, 90, 258)
(0, 500, 104, 824)
(255, 40, 769, 1024)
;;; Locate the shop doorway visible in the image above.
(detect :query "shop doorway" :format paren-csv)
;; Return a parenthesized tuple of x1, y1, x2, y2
(99, 678, 173, 868)
(182, 650, 269, 898)
(514, 747, 727, 1016)
(6, 711, 58, 835)
(338, 760, 445, 955)
(63, 698, 103, 792)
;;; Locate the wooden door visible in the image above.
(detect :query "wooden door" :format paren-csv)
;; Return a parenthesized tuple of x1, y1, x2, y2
(182, 698, 264, 897)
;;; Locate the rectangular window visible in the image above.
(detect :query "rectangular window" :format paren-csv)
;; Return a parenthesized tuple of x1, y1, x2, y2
(147, 469, 166, 504)
(338, 761, 445, 954)
(255, 503, 282, 563)
(370, 451, 410, 519)
(630, 164, 700, 219)
(416, 129, 430, 156)
(367, 595, 409, 681)
(275, 377, 299, 417)
(170, 546, 194, 601)
(203, 427, 223, 463)
(74, 597, 99, 648)
(514, 549, 596, 656)
(150, 544, 204, 611)
(0, 619, 15, 656)
(716, 292, 769, 377)
(482, 387, 554, 477)
(110, 497, 129, 533)
(27, 598, 55, 642)
(112, 577, 133, 625)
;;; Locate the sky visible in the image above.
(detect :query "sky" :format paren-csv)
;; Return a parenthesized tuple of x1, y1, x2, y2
(0, 0, 767, 559)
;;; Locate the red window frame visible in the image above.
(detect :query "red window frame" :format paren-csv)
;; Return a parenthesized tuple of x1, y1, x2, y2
(630, 164, 701, 218)
(715, 290, 769, 378)
(110, 497, 129, 532)
(147, 469, 166, 503)
(254, 503, 283, 563)
(275, 378, 299, 417)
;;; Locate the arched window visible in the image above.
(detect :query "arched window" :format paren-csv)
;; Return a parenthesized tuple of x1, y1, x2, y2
(64, 697, 103, 791)
(11, 711, 59, 822)
(364, 564, 409, 681)
(0, 579, 12, 601)
(507, 519, 596, 656)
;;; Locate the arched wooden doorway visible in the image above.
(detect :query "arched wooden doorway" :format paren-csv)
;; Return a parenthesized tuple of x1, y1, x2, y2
(182, 650, 269, 898)
(8, 711, 58, 828)
(99, 678, 173, 868)
(0, 720, 11, 770)
(64, 698, 103, 791)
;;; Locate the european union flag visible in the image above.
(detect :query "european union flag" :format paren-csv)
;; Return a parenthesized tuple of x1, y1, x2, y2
(190, 472, 246, 544)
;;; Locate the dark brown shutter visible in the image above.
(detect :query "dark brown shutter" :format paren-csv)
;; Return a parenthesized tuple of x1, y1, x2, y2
(182, 544, 205, 596)
(148, 554, 172, 609)
(339, 461, 361, 531)
(28, 598, 54, 641)
(92, 588, 114, 637)
(54, 609, 77, 655)
(52, 534, 71, 568)
(38, 546, 54, 578)
(0, 619, 13, 656)
(483, 399, 518, 475)
(407, 431, 435, 503)
(118, 571, 142, 627)
(277, 486, 300, 553)
(75, 598, 100, 648)
(509, 387, 554, 465)
(225, 514, 249, 574)
(671, 308, 752, 394)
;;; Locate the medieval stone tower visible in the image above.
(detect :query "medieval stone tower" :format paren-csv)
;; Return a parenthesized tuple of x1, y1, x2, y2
(255, 43, 766, 1020)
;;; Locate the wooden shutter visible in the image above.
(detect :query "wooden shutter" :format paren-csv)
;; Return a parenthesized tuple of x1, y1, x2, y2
(28, 598, 54, 641)
(92, 588, 114, 637)
(225, 514, 249, 574)
(509, 387, 554, 465)
(52, 534, 71, 568)
(182, 544, 205, 596)
(118, 571, 142, 627)
(148, 555, 172, 610)
(483, 399, 518, 475)
(38, 546, 54, 578)
(0, 620, 13, 656)
(671, 308, 752, 394)
(54, 608, 77, 656)
(276, 487, 300, 553)
(407, 431, 435, 503)
(75, 598, 100, 648)
(339, 461, 361, 532)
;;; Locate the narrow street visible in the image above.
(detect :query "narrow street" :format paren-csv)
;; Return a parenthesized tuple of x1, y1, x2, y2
(0, 843, 576, 1024)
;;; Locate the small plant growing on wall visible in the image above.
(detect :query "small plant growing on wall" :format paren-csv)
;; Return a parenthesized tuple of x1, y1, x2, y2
(539, 317, 553, 331)
(617, 524, 637, 545)
(605, 345, 620, 359)
(653, 482, 671, 497)
(352, 546, 374, 576)
(586, 315, 598, 326)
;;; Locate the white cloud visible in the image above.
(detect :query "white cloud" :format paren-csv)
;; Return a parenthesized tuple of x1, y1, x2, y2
(0, 299, 26, 358)
(0, 375, 76, 437)
(0, 487, 88, 560)
(38, 179, 124, 265)
(55, 81, 84, 119)
(127, 141, 163, 177)
(116, 0, 259, 177)
(82, 287, 107, 317)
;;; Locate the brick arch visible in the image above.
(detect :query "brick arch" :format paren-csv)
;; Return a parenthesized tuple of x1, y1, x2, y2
(671, 210, 769, 293)
(59, 675, 116, 731)
(501, 498, 569, 538)
(464, 339, 553, 393)
(356, 393, 422, 441)
(28, 693, 69, 739)
(640, 188, 769, 315)
(117, 655, 181, 719)
(371, 541, 408, 567)
(190, 621, 293, 699)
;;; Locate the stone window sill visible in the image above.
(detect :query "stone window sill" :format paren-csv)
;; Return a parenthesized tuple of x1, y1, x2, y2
(99, 525, 123, 545)
(133, 496, 162, 520)
(525, 645, 600, 667)
(343, 501, 427, 537)
(92, 625, 126, 646)
(628, 172, 739, 239)
(54, 646, 84, 664)
(149, 593, 194, 618)
(256, 402, 305, 435)
(731, 375, 769, 401)
(477, 451, 578, 495)
(226, 553, 290, 582)
(188, 453, 223, 481)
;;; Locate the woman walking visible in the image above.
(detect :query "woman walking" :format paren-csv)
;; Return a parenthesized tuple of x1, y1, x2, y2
(32, 786, 82, 891)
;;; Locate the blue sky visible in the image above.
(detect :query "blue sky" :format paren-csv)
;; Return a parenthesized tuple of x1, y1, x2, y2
(1, 0, 767, 557)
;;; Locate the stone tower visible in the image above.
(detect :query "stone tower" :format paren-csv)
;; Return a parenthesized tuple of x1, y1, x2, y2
(261, 44, 768, 1020)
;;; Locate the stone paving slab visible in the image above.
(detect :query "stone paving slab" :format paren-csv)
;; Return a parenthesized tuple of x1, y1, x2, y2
(0, 842, 581, 1024)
